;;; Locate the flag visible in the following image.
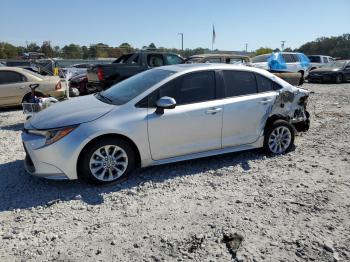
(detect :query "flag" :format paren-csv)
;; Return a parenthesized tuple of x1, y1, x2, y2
(212, 24, 216, 45)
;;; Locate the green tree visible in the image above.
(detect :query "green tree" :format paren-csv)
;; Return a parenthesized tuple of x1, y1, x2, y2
(81, 46, 89, 59)
(119, 43, 133, 53)
(53, 46, 61, 57)
(297, 34, 350, 58)
(0, 42, 18, 58)
(26, 42, 40, 52)
(148, 43, 156, 49)
(255, 47, 273, 56)
(40, 41, 53, 57)
(62, 44, 83, 59)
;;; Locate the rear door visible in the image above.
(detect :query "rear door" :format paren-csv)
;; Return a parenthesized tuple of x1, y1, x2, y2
(0, 71, 27, 106)
(221, 70, 277, 147)
(147, 70, 223, 160)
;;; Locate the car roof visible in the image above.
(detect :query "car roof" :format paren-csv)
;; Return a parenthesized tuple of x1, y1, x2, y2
(189, 53, 249, 58)
(0, 66, 29, 72)
(158, 63, 272, 76)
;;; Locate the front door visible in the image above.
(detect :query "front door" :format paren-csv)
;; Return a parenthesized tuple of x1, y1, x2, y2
(147, 71, 223, 160)
(0, 71, 27, 106)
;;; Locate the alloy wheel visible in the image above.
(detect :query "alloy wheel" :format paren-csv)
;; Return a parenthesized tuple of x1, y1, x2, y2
(268, 126, 292, 154)
(89, 145, 128, 181)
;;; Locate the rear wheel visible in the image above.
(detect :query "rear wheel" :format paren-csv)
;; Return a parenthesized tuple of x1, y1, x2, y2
(22, 92, 44, 103)
(264, 120, 295, 155)
(298, 71, 304, 86)
(78, 137, 136, 185)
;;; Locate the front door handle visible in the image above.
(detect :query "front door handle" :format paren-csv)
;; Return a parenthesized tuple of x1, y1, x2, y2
(259, 99, 272, 105)
(19, 86, 26, 89)
(205, 107, 223, 115)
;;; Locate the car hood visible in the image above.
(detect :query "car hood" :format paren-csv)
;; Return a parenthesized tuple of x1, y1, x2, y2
(27, 95, 115, 130)
(310, 67, 341, 73)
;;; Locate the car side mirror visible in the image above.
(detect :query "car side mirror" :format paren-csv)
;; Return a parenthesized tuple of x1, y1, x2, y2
(155, 96, 176, 115)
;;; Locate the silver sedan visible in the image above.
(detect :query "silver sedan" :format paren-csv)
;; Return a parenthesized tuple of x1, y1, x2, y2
(22, 64, 310, 184)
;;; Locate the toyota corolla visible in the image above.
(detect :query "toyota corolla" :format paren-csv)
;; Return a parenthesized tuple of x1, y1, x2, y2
(22, 64, 310, 184)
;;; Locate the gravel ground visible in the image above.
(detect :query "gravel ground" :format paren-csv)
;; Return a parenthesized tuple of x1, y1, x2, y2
(0, 83, 349, 262)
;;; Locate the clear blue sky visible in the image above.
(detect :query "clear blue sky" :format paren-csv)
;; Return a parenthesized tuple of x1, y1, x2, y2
(1, 0, 349, 51)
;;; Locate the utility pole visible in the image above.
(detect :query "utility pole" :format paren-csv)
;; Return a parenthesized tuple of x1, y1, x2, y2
(281, 40, 286, 51)
(245, 43, 248, 53)
(178, 33, 183, 51)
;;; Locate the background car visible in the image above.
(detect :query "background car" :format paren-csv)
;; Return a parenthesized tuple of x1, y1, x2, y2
(252, 52, 311, 84)
(22, 64, 310, 185)
(184, 54, 251, 65)
(0, 67, 66, 107)
(87, 51, 184, 91)
(308, 55, 335, 71)
(307, 60, 350, 83)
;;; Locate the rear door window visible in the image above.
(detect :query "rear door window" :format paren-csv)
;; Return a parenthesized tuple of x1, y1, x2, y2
(255, 74, 275, 92)
(223, 70, 257, 97)
(0, 71, 26, 84)
(147, 54, 165, 67)
(282, 54, 296, 63)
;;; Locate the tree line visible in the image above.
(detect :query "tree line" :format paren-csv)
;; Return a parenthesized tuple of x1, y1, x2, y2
(0, 33, 349, 59)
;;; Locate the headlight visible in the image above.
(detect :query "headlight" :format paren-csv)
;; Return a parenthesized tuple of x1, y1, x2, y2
(28, 126, 77, 145)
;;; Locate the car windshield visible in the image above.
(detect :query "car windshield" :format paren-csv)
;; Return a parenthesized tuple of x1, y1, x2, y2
(320, 61, 346, 68)
(98, 69, 175, 105)
(252, 54, 271, 63)
(308, 56, 321, 63)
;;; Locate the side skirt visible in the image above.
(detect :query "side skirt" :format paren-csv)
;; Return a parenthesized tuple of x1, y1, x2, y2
(142, 136, 264, 167)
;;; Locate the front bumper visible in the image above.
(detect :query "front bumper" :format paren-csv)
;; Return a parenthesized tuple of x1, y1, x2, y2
(22, 137, 69, 180)
(21, 125, 88, 180)
(307, 73, 337, 83)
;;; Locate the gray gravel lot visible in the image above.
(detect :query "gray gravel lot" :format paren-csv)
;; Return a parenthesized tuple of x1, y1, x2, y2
(0, 83, 349, 261)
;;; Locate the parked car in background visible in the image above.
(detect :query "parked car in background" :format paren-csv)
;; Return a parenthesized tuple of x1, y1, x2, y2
(87, 51, 184, 91)
(185, 54, 251, 65)
(69, 73, 89, 95)
(22, 64, 310, 185)
(307, 60, 350, 83)
(0, 67, 66, 107)
(22, 52, 47, 60)
(308, 55, 335, 71)
(252, 52, 311, 84)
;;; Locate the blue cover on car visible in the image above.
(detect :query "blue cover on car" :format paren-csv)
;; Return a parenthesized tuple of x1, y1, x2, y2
(297, 53, 310, 69)
(267, 52, 287, 71)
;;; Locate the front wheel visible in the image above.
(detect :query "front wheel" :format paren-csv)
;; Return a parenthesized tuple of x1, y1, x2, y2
(335, 74, 343, 84)
(78, 137, 136, 185)
(264, 120, 295, 155)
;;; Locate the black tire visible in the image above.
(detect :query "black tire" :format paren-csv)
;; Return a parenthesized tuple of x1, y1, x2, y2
(335, 74, 343, 84)
(298, 71, 304, 86)
(264, 120, 295, 155)
(78, 137, 136, 185)
(22, 92, 44, 103)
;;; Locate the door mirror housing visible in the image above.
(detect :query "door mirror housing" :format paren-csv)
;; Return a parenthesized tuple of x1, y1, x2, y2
(155, 96, 176, 115)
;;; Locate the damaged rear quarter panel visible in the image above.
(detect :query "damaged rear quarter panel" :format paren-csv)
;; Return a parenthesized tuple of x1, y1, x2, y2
(262, 78, 310, 134)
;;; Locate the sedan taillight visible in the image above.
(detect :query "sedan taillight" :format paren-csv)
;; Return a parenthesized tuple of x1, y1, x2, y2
(55, 81, 62, 90)
(97, 67, 104, 81)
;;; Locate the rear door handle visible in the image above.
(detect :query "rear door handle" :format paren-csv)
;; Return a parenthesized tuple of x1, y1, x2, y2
(205, 107, 223, 115)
